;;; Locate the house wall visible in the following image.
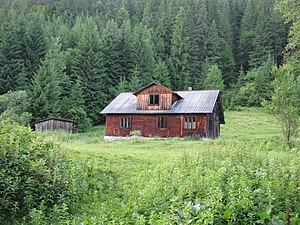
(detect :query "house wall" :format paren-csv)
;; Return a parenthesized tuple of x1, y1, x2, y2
(136, 84, 180, 110)
(206, 103, 222, 139)
(105, 114, 207, 137)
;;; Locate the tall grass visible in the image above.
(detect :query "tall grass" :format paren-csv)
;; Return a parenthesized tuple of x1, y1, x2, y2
(51, 108, 299, 224)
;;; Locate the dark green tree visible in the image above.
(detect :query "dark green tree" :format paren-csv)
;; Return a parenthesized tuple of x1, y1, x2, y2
(219, 39, 236, 87)
(170, 7, 190, 90)
(0, 10, 27, 94)
(239, 0, 258, 70)
(203, 64, 225, 91)
(63, 78, 92, 132)
(153, 58, 171, 88)
(235, 56, 274, 106)
(187, 0, 208, 89)
(130, 23, 155, 85)
(206, 20, 221, 64)
(102, 19, 132, 88)
(31, 38, 66, 121)
(249, 5, 274, 68)
(24, 12, 47, 85)
(71, 17, 108, 124)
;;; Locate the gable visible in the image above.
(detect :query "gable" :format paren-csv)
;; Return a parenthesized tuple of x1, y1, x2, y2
(133, 82, 183, 99)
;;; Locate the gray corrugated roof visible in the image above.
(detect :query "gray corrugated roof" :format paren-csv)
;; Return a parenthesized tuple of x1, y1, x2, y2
(100, 90, 220, 115)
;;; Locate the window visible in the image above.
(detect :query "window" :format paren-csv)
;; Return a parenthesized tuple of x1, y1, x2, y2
(158, 116, 168, 129)
(184, 117, 196, 129)
(120, 117, 131, 128)
(149, 94, 159, 105)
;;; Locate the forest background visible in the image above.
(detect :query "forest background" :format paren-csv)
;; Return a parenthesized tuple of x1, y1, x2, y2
(0, 0, 296, 130)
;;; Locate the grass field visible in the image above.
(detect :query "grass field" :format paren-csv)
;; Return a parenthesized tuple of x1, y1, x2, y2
(54, 107, 299, 224)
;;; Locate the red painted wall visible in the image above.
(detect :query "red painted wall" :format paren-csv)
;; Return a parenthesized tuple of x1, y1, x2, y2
(105, 114, 207, 137)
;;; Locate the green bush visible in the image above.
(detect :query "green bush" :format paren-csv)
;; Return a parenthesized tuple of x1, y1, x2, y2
(0, 90, 32, 125)
(0, 120, 73, 221)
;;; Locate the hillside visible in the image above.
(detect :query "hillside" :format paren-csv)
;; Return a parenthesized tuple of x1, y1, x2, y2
(0, 0, 291, 127)
(51, 108, 299, 224)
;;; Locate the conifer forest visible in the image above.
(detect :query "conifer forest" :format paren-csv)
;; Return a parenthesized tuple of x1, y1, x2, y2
(0, 0, 298, 128)
(1, 0, 300, 224)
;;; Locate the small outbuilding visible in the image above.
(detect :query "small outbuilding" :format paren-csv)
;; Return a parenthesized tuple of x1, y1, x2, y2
(101, 82, 225, 139)
(33, 118, 74, 133)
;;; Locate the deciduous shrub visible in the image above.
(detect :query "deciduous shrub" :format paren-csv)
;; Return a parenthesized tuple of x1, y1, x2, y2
(0, 120, 73, 221)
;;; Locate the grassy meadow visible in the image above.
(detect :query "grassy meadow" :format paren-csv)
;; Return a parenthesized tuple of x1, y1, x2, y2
(53, 108, 299, 224)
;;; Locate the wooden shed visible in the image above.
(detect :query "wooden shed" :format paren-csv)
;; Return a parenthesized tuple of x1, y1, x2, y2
(101, 82, 225, 139)
(33, 118, 74, 133)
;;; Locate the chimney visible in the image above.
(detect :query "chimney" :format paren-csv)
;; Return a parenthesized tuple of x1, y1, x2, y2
(188, 87, 193, 91)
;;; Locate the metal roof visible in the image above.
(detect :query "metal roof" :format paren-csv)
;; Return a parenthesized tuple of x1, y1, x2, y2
(101, 90, 221, 115)
(32, 118, 75, 125)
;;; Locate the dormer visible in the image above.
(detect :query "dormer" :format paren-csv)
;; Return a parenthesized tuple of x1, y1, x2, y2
(133, 82, 183, 110)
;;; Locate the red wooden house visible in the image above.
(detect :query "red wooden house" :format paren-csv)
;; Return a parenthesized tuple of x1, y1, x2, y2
(101, 82, 225, 139)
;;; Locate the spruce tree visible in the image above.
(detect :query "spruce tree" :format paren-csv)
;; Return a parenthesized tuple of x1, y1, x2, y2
(239, 0, 258, 70)
(102, 19, 131, 88)
(249, 5, 274, 68)
(0, 10, 27, 94)
(24, 12, 47, 86)
(71, 17, 108, 124)
(66, 79, 92, 132)
(170, 7, 190, 90)
(31, 38, 66, 121)
(203, 64, 225, 91)
(130, 23, 155, 85)
(206, 20, 221, 64)
(219, 39, 236, 87)
(153, 59, 171, 88)
(187, 0, 208, 89)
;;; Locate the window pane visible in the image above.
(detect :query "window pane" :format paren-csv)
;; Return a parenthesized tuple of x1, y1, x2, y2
(188, 117, 191, 129)
(155, 95, 159, 104)
(158, 116, 161, 128)
(150, 95, 159, 105)
(192, 117, 196, 129)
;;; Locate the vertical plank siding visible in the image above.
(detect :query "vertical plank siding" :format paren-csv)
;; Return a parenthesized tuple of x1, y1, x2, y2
(34, 119, 74, 133)
(136, 84, 180, 110)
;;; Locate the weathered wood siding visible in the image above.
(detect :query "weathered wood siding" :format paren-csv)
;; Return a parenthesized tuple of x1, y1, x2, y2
(34, 119, 74, 133)
(136, 84, 180, 110)
(206, 103, 221, 139)
(105, 114, 207, 137)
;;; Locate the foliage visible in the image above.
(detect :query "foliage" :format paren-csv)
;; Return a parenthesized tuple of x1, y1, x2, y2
(67, 107, 92, 133)
(0, 90, 32, 125)
(153, 59, 171, 88)
(0, 0, 292, 124)
(276, 0, 300, 62)
(203, 64, 225, 90)
(234, 57, 274, 106)
(263, 64, 300, 147)
(0, 9, 27, 94)
(30, 38, 67, 122)
(0, 120, 73, 222)
(169, 7, 190, 90)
